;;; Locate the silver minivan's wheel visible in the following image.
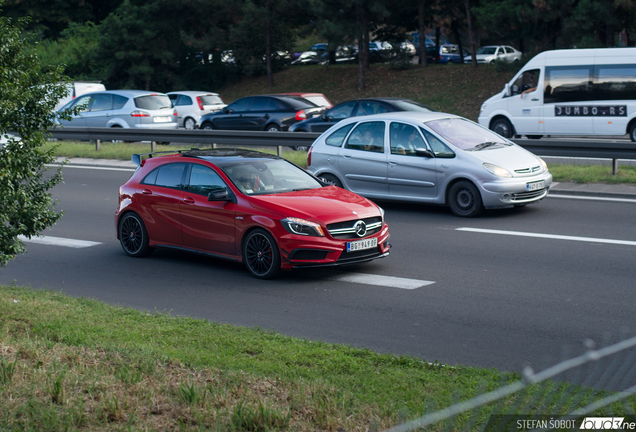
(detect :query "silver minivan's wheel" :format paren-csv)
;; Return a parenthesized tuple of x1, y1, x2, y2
(243, 229, 281, 279)
(448, 181, 484, 217)
(491, 118, 514, 139)
(319, 173, 343, 188)
(119, 213, 153, 257)
(184, 117, 196, 130)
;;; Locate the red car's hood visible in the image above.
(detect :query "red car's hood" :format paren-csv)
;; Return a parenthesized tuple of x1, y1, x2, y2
(248, 186, 381, 224)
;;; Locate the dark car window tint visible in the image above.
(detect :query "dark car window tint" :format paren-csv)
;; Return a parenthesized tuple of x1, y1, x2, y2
(328, 101, 358, 119)
(325, 123, 355, 147)
(90, 93, 112, 111)
(142, 168, 159, 185)
(345, 121, 385, 153)
(390, 123, 425, 156)
(420, 127, 454, 157)
(188, 164, 227, 195)
(249, 97, 270, 111)
(176, 95, 193, 106)
(134, 95, 172, 110)
(359, 101, 389, 115)
(113, 95, 128, 110)
(154, 163, 186, 188)
(228, 97, 252, 112)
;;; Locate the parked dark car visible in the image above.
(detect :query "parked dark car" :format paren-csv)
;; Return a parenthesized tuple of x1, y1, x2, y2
(197, 95, 325, 131)
(288, 97, 435, 133)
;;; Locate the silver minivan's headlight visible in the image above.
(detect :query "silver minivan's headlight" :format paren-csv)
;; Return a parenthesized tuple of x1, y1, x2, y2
(281, 217, 325, 237)
(483, 163, 512, 178)
(538, 157, 548, 171)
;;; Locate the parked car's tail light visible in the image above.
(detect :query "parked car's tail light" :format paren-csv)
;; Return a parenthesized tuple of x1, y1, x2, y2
(483, 163, 512, 178)
(196, 96, 205, 110)
(281, 217, 325, 237)
(174, 109, 178, 116)
(131, 110, 150, 117)
(307, 146, 313, 166)
(295, 110, 307, 121)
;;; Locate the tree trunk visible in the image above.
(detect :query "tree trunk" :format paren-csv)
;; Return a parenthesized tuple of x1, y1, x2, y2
(356, 3, 365, 91)
(464, 0, 477, 68)
(454, 25, 464, 64)
(265, 1, 273, 87)
(418, 1, 427, 68)
(363, 24, 370, 69)
(435, 27, 440, 64)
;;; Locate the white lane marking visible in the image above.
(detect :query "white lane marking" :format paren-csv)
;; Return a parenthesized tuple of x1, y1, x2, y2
(457, 227, 636, 246)
(18, 235, 102, 248)
(548, 194, 636, 203)
(328, 272, 435, 290)
(45, 164, 135, 172)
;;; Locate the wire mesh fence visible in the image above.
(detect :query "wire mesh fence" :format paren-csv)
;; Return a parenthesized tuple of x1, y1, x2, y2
(381, 332, 636, 432)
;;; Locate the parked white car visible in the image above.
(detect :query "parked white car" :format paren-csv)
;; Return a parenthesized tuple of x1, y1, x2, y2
(167, 91, 227, 130)
(464, 45, 522, 64)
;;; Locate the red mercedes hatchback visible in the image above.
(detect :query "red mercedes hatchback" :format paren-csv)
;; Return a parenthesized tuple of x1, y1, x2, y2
(115, 149, 391, 278)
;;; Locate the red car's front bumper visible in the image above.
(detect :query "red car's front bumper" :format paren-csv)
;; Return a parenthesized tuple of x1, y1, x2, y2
(276, 224, 391, 270)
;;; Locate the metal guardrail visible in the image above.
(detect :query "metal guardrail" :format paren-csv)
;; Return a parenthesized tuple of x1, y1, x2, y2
(47, 128, 322, 156)
(47, 128, 636, 168)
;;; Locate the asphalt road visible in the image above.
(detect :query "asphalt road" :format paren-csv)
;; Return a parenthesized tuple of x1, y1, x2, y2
(2, 164, 635, 373)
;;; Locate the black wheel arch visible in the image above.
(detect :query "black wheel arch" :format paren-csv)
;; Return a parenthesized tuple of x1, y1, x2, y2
(627, 118, 636, 139)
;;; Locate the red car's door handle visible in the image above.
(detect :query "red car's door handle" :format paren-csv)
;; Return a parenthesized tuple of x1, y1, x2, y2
(142, 189, 153, 195)
(183, 196, 195, 204)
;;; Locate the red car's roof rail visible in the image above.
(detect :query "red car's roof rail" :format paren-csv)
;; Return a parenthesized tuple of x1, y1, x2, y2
(131, 148, 203, 166)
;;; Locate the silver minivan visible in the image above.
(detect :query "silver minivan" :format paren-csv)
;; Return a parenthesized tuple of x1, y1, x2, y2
(166, 91, 226, 129)
(56, 90, 178, 129)
(307, 112, 552, 217)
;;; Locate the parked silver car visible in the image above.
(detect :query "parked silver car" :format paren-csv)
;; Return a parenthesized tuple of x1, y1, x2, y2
(56, 90, 178, 129)
(307, 112, 552, 217)
(166, 91, 226, 130)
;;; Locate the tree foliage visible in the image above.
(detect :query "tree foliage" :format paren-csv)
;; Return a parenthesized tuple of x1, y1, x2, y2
(0, 9, 67, 267)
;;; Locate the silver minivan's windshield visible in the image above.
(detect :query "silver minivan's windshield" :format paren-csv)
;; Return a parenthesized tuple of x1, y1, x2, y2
(425, 118, 511, 151)
(220, 159, 323, 195)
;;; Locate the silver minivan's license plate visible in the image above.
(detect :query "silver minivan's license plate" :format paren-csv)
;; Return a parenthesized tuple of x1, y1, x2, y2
(153, 116, 171, 123)
(347, 237, 378, 252)
(527, 180, 545, 191)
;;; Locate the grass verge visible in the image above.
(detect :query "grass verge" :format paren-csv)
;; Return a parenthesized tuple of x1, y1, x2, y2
(2, 286, 633, 431)
(46, 140, 636, 185)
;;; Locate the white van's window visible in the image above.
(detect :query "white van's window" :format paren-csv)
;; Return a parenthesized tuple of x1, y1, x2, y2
(511, 69, 540, 97)
(544, 66, 592, 103)
(594, 65, 636, 100)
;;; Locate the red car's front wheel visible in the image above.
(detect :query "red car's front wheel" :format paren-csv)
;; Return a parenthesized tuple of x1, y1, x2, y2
(243, 229, 281, 279)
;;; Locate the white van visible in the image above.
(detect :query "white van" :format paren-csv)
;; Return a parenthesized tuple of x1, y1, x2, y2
(54, 81, 106, 111)
(478, 48, 636, 142)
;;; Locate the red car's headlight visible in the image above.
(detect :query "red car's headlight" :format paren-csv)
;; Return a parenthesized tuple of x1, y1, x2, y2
(281, 217, 325, 237)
